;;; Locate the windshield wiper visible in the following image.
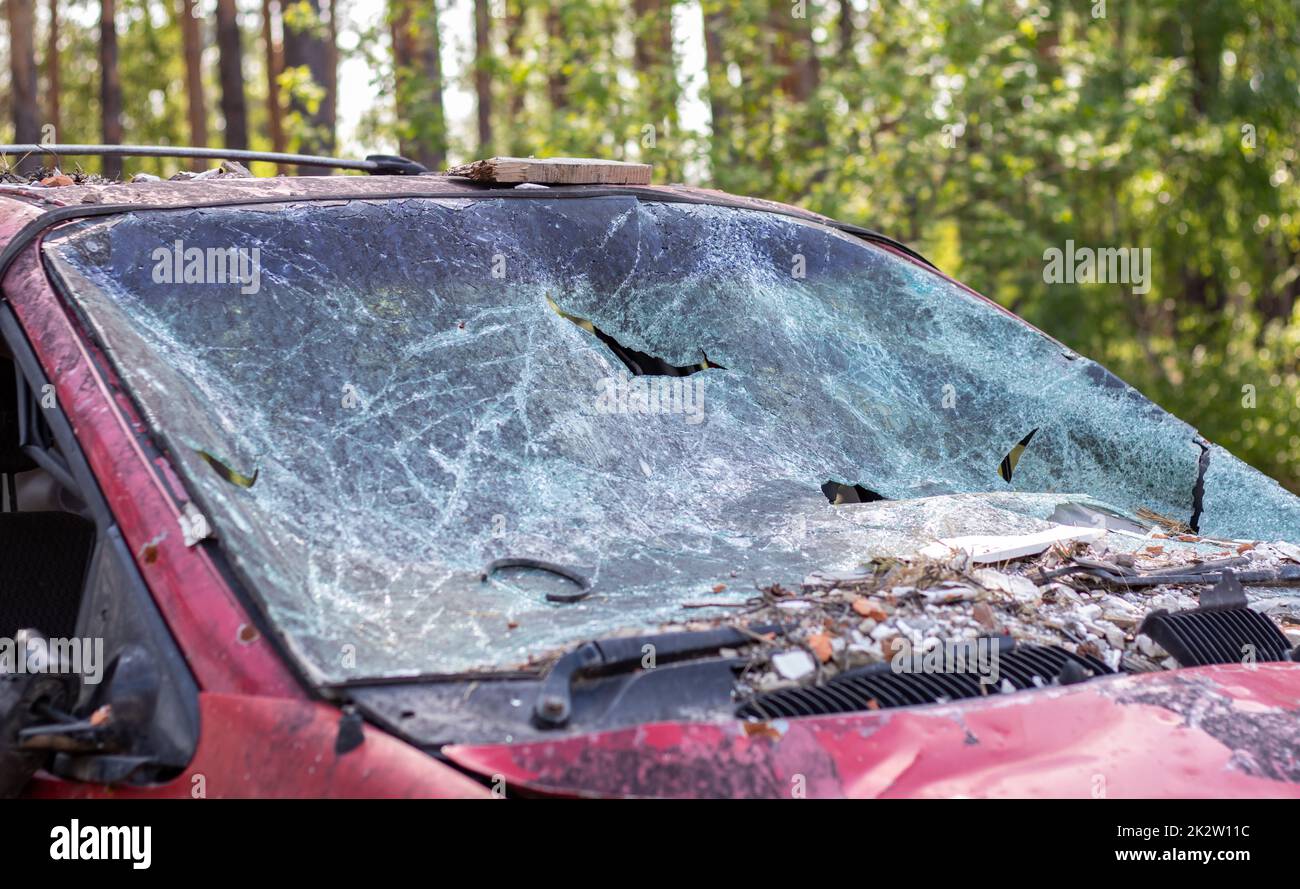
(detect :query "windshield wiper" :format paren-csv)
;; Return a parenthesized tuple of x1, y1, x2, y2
(533, 624, 782, 728)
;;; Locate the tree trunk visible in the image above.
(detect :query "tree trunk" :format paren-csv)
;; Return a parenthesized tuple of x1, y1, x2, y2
(474, 0, 493, 154)
(323, 0, 337, 142)
(838, 0, 853, 64)
(389, 0, 445, 169)
(100, 0, 123, 178)
(46, 0, 60, 150)
(771, 0, 818, 102)
(178, 0, 208, 167)
(283, 0, 336, 171)
(215, 0, 248, 149)
(261, 0, 286, 156)
(702, 1, 731, 177)
(631, 0, 676, 145)
(7, 0, 40, 174)
(546, 4, 567, 117)
(503, 0, 527, 155)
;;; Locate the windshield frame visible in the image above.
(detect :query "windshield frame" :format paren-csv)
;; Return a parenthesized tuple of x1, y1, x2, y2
(37, 189, 1300, 689)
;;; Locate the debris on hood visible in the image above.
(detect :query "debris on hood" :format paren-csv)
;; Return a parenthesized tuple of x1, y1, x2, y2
(0, 165, 113, 187)
(676, 519, 1300, 702)
(168, 161, 253, 182)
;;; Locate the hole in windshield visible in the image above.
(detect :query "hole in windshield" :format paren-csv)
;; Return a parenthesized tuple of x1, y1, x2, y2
(547, 296, 722, 376)
(821, 481, 886, 505)
(998, 428, 1038, 482)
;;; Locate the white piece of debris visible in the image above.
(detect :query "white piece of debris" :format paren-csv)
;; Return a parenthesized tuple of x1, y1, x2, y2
(918, 581, 980, 603)
(1268, 541, 1300, 564)
(920, 524, 1105, 563)
(971, 568, 1040, 602)
(771, 649, 817, 681)
(1136, 634, 1168, 659)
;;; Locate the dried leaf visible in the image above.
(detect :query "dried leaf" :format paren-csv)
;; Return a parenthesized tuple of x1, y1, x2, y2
(852, 597, 888, 621)
(807, 632, 834, 663)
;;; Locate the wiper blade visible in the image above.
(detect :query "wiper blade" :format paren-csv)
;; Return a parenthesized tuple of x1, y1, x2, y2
(533, 624, 781, 729)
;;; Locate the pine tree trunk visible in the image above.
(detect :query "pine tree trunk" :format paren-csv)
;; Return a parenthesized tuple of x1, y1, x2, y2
(283, 0, 336, 171)
(503, 0, 526, 155)
(100, 0, 123, 178)
(474, 0, 493, 154)
(546, 4, 567, 118)
(215, 0, 248, 149)
(838, 0, 853, 64)
(389, 0, 445, 169)
(261, 0, 286, 156)
(631, 0, 677, 147)
(178, 0, 209, 167)
(702, 1, 731, 180)
(7, 0, 40, 173)
(323, 0, 337, 141)
(46, 0, 60, 150)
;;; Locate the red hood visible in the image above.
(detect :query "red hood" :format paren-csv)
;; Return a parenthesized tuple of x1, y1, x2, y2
(444, 663, 1300, 798)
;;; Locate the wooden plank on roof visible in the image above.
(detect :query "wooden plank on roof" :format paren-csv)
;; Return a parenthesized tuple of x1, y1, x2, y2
(445, 156, 653, 186)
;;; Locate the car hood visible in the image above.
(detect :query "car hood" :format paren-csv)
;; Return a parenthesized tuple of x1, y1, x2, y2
(443, 662, 1300, 798)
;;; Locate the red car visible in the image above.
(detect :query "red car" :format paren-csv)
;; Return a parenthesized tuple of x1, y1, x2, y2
(2, 153, 1298, 799)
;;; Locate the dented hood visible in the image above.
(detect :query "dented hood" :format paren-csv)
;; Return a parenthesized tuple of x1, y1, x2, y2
(444, 663, 1300, 798)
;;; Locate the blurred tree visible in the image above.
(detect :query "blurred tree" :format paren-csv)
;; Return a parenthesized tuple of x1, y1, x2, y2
(215, 0, 248, 149)
(45, 0, 59, 149)
(7, 0, 39, 173)
(0, 0, 1296, 489)
(262, 0, 287, 155)
(631, 0, 678, 178)
(283, 0, 335, 170)
(474, 0, 492, 153)
(177, 0, 208, 166)
(99, 0, 122, 178)
(389, 0, 445, 168)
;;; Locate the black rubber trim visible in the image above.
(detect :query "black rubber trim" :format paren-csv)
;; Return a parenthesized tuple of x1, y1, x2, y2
(0, 186, 937, 288)
(480, 557, 592, 603)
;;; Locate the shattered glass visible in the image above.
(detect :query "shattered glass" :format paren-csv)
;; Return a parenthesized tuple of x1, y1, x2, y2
(41, 196, 1300, 682)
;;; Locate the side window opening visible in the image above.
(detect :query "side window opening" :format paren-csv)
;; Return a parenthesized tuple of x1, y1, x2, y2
(0, 352, 96, 642)
(0, 317, 199, 792)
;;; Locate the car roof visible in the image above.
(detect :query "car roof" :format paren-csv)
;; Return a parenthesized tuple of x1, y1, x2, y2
(0, 173, 939, 277)
(0, 174, 835, 225)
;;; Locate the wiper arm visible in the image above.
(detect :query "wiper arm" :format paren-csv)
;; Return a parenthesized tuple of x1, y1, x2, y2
(533, 624, 781, 728)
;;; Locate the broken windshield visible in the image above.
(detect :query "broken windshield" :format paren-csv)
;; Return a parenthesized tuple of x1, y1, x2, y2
(42, 196, 1300, 682)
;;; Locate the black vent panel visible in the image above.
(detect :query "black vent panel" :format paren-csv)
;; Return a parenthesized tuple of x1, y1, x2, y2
(737, 643, 1111, 720)
(1138, 607, 1292, 667)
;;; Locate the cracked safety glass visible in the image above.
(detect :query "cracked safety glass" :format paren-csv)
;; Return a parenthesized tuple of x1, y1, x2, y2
(42, 196, 1300, 681)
